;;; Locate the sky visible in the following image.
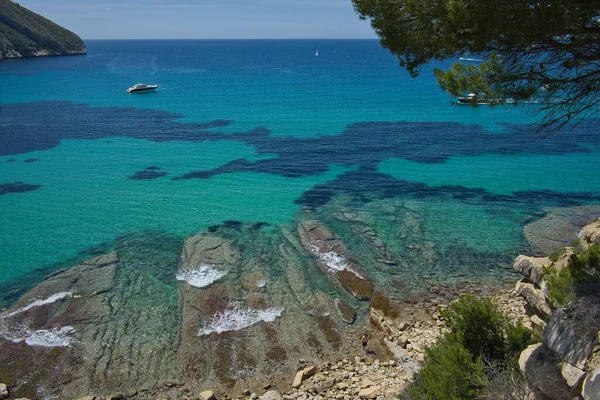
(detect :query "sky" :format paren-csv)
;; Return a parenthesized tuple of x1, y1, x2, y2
(15, 0, 378, 39)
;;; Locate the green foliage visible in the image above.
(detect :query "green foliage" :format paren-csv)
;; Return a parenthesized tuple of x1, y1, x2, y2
(505, 321, 533, 358)
(352, 0, 600, 129)
(0, 0, 85, 59)
(544, 244, 600, 307)
(569, 244, 600, 284)
(440, 293, 529, 362)
(549, 250, 561, 263)
(408, 294, 533, 399)
(410, 338, 487, 400)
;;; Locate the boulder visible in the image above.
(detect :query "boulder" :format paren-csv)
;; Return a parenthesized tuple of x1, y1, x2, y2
(513, 256, 549, 285)
(583, 352, 600, 400)
(515, 280, 552, 318)
(579, 218, 600, 245)
(358, 386, 380, 399)
(519, 343, 570, 400)
(530, 315, 547, 330)
(543, 300, 599, 370)
(561, 362, 586, 388)
(0, 384, 7, 400)
(292, 366, 317, 389)
(260, 390, 282, 400)
(199, 390, 216, 400)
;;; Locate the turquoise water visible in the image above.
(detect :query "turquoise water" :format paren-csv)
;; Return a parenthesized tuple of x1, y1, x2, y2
(2, 39, 600, 304)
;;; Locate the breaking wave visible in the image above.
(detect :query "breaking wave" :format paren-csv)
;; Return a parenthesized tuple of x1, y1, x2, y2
(0, 292, 76, 347)
(0, 322, 76, 347)
(198, 305, 283, 336)
(1, 291, 73, 318)
(310, 245, 364, 279)
(176, 263, 228, 288)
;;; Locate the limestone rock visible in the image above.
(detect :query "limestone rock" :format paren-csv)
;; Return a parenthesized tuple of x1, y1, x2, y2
(530, 315, 547, 330)
(181, 234, 238, 268)
(334, 299, 356, 324)
(513, 256, 548, 285)
(519, 343, 570, 400)
(298, 220, 373, 300)
(292, 366, 317, 388)
(579, 218, 600, 245)
(515, 280, 552, 318)
(0, 384, 7, 400)
(260, 390, 282, 400)
(523, 205, 600, 254)
(561, 362, 586, 388)
(583, 352, 600, 400)
(74, 397, 96, 400)
(199, 390, 216, 400)
(315, 378, 336, 392)
(543, 301, 599, 370)
(358, 386, 380, 399)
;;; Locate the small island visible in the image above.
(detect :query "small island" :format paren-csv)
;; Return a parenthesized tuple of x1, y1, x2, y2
(0, 0, 86, 60)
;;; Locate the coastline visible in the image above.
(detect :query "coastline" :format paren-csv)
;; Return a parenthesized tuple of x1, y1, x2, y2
(1, 206, 598, 399)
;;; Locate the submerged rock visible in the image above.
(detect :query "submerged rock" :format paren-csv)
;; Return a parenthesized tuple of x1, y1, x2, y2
(334, 299, 356, 324)
(298, 220, 373, 300)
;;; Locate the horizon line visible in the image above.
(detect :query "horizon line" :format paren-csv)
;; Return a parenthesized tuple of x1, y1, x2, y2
(82, 38, 381, 41)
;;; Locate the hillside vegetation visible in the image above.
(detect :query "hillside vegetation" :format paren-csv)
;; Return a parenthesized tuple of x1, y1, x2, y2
(0, 0, 85, 60)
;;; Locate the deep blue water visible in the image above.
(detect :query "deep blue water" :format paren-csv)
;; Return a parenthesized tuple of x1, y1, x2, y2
(1, 39, 600, 305)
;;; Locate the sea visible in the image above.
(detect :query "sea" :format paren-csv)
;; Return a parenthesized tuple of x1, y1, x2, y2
(2, 39, 600, 308)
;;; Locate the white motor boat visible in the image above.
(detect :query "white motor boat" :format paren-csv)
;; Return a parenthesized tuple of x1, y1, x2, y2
(127, 83, 158, 93)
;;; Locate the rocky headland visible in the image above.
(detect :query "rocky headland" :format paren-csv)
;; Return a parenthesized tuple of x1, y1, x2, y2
(0, 0, 86, 61)
(0, 207, 599, 399)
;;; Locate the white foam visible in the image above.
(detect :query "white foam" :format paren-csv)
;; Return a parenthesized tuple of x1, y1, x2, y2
(310, 245, 365, 279)
(0, 322, 75, 348)
(1, 291, 73, 318)
(176, 263, 228, 288)
(23, 326, 76, 347)
(198, 306, 283, 336)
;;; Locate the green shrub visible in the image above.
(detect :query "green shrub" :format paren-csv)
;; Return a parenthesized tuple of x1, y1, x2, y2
(549, 250, 561, 263)
(544, 244, 600, 306)
(409, 338, 487, 400)
(544, 265, 575, 307)
(441, 294, 509, 362)
(407, 294, 533, 399)
(568, 244, 600, 284)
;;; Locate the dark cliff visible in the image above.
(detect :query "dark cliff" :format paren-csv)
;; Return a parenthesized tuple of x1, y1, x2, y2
(0, 0, 86, 60)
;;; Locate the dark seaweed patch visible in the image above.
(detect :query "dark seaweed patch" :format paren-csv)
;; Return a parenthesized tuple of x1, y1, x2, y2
(23, 158, 38, 163)
(129, 166, 168, 180)
(2, 101, 600, 211)
(0, 181, 41, 195)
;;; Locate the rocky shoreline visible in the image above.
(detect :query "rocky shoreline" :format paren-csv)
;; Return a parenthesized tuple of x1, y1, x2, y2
(1, 208, 599, 399)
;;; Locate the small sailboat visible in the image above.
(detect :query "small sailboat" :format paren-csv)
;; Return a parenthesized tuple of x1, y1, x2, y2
(315, 50, 319, 57)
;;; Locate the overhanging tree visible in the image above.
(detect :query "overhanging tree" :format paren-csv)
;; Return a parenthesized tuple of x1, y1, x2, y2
(352, 0, 600, 129)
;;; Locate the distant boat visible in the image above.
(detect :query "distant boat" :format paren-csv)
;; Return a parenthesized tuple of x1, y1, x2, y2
(127, 83, 158, 93)
(459, 56, 484, 62)
(455, 93, 498, 105)
(315, 50, 319, 57)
